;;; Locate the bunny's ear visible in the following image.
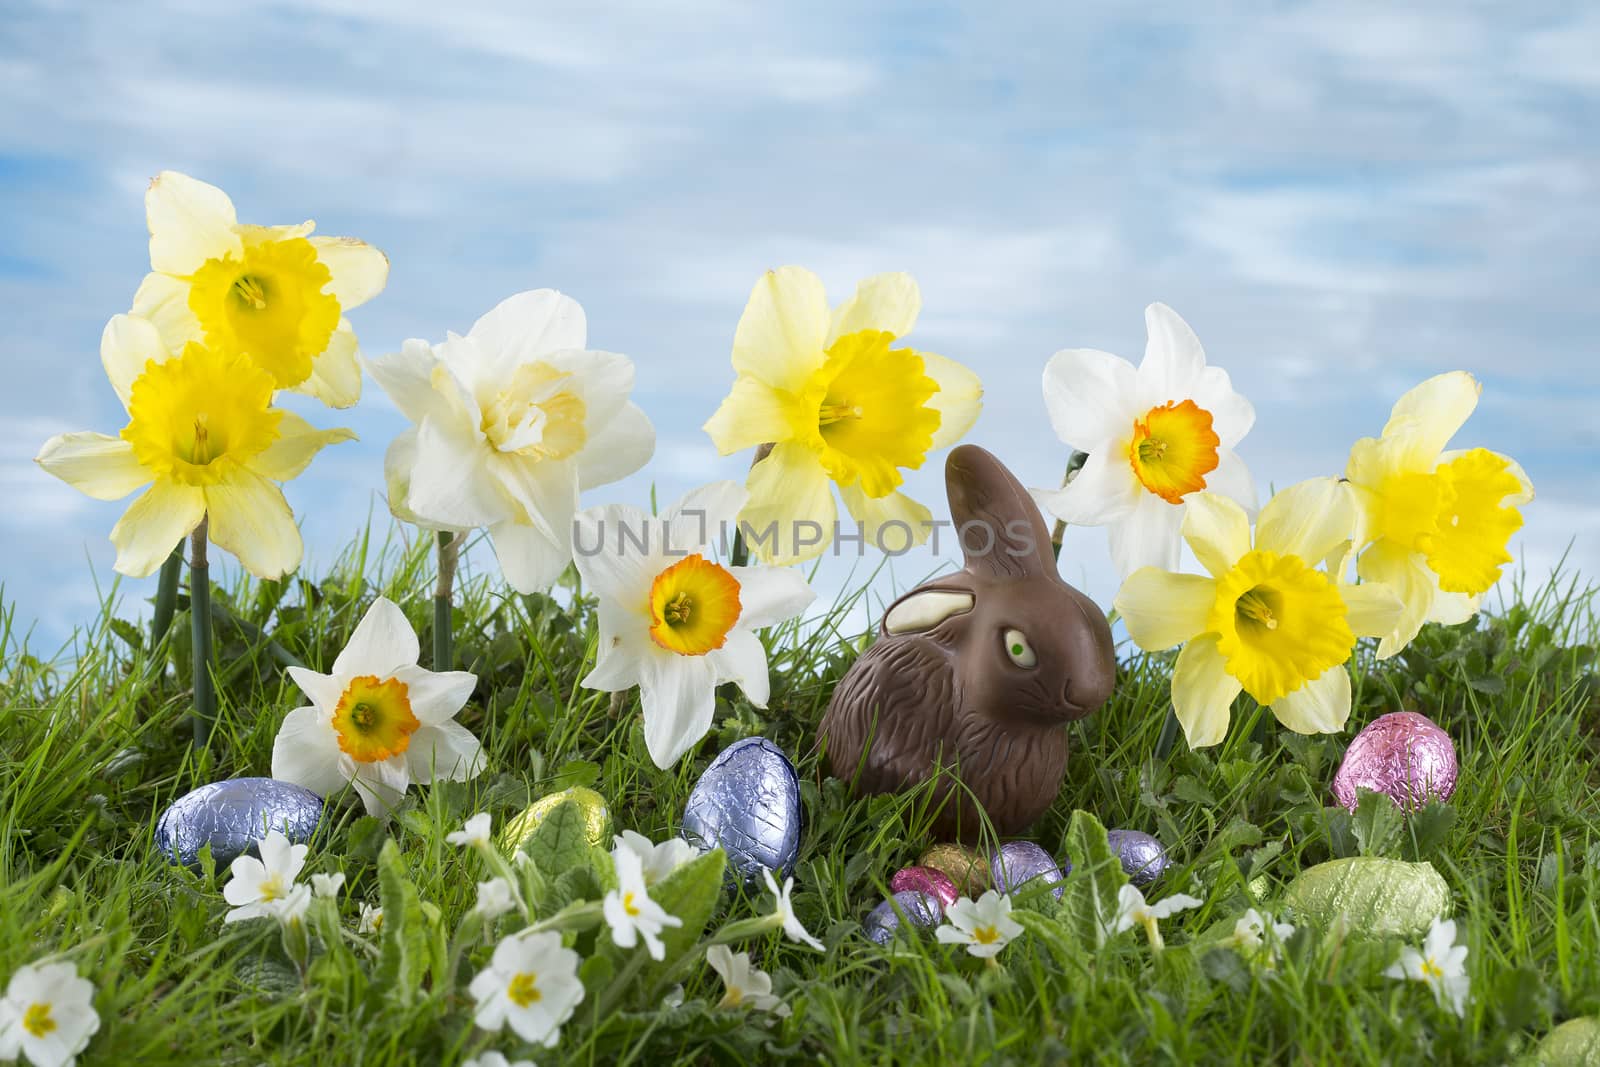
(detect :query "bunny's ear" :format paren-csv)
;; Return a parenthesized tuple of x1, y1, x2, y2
(945, 444, 1055, 580)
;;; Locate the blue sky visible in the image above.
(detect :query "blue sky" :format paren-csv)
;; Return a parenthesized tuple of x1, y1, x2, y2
(3, 1, 1597, 652)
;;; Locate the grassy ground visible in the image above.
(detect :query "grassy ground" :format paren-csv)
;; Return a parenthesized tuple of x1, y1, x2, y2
(2, 527, 1598, 1066)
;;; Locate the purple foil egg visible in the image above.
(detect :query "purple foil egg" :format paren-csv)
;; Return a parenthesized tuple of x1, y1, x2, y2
(990, 840, 1066, 900)
(680, 737, 802, 887)
(889, 866, 959, 910)
(1332, 711, 1458, 812)
(1106, 829, 1169, 886)
(862, 890, 943, 945)
(156, 777, 323, 868)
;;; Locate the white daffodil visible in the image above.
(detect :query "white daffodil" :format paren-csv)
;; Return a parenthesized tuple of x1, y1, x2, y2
(462, 1053, 535, 1067)
(613, 831, 699, 887)
(367, 289, 655, 594)
(935, 890, 1025, 959)
(1113, 479, 1404, 747)
(1110, 884, 1203, 952)
(271, 596, 484, 815)
(475, 879, 518, 922)
(573, 481, 815, 768)
(603, 847, 683, 961)
(706, 945, 789, 1016)
(358, 904, 384, 935)
(762, 869, 825, 952)
(1228, 908, 1295, 965)
(222, 830, 309, 924)
(129, 170, 387, 408)
(1384, 917, 1470, 1017)
(1035, 303, 1256, 578)
(310, 873, 346, 900)
(1344, 372, 1534, 657)
(0, 961, 100, 1067)
(448, 813, 495, 851)
(469, 930, 585, 1048)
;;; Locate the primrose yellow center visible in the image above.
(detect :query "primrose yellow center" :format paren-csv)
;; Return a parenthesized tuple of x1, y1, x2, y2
(1209, 549, 1354, 706)
(785, 329, 941, 498)
(22, 1002, 56, 1039)
(647, 554, 743, 656)
(331, 674, 420, 763)
(1371, 449, 1523, 595)
(187, 226, 340, 389)
(478, 361, 588, 459)
(507, 972, 542, 1008)
(1421, 958, 1443, 980)
(1127, 399, 1220, 504)
(623, 892, 641, 917)
(724, 986, 745, 1007)
(121, 342, 283, 486)
(259, 874, 286, 902)
(973, 925, 1001, 945)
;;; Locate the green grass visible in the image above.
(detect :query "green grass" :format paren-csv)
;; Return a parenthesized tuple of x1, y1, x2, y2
(2, 526, 1598, 1066)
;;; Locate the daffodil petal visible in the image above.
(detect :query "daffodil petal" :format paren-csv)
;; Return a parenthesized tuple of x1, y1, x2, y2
(729, 564, 816, 630)
(1185, 365, 1255, 448)
(333, 596, 420, 678)
(1181, 491, 1251, 577)
(732, 267, 829, 394)
(110, 480, 205, 577)
(250, 412, 355, 482)
(1113, 569, 1214, 650)
(1381, 371, 1480, 464)
(489, 518, 572, 594)
(827, 271, 920, 346)
(349, 757, 410, 816)
(667, 480, 747, 553)
(406, 720, 484, 783)
(1139, 302, 1207, 399)
(204, 472, 302, 580)
(1035, 447, 1141, 526)
(708, 628, 771, 705)
(1041, 347, 1142, 450)
(308, 235, 389, 310)
(466, 289, 587, 382)
(270, 704, 347, 796)
(740, 441, 837, 565)
(145, 170, 240, 275)
(407, 415, 511, 530)
(1171, 634, 1241, 748)
(921, 352, 982, 450)
(491, 452, 577, 545)
(1201, 446, 1256, 513)
(391, 664, 476, 726)
(577, 401, 655, 489)
(1270, 664, 1351, 735)
(1342, 581, 1404, 640)
(703, 377, 790, 455)
(1428, 587, 1480, 626)
(35, 433, 150, 501)
(1254, 477, 1356, 562)
(572, 502, 659, 603)
(637, 648, 718, 768)
(837, 484, 932, 554)
(286, 665, 343, 714)
(294, 319, 362, 408)
(1357, 540, 1435, 658)
(366, 340, 441, 425)
(547, 346, 633, 430)
(1108, 492, 1184, 577)
(100, 313, 172, 409)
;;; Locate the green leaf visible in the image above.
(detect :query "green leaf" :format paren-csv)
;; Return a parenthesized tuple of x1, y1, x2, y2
(1055, 810, 1129, 952)
(1351, 789, 1405, 858)
(599, 848, 727, 1006)
(552, 759, 602, 790)
(1404, 801, 1457, 861)
(374, 839, 433, 1007)
(524, 798, 596, 882)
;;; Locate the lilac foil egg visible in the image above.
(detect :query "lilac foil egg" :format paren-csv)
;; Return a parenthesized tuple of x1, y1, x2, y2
(1332, 711, 1458, 812)
(889, 866, 959, 910)
(156, 777, 323, 868)
(862, 890, 943, 945)
(680, 737, 802, 887)
(990, 840, 1066, 900)
(1106, 829, 1169, 886)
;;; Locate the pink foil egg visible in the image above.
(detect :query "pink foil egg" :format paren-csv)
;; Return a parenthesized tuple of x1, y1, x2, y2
(889, 865, 960, 910)
(1332, 711, 1458, 811)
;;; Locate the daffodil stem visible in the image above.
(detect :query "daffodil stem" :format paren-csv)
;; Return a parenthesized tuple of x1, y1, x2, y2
(189, 519, 216, 748)
(1154, 708, 1180, 760)
(1049, 451, 1090, 562)
(151, 542, 184, 649)
(434, 530, 459, 670)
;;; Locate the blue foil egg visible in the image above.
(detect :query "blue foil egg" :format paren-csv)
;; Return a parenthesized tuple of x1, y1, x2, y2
(990, 840, 1067, 900)
(862, 890, 943, 945)
(156, 777, 324, 868)
(680, 737, 801, 886)
(1106, 829, 1169, 885)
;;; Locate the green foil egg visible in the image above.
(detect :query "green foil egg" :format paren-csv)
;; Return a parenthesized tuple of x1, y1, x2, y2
(1282, 857, 1450, 940)
(918, 843, 989, 896)
(1528, 1017, 1600, 1066)
(499, 786, 612, 854)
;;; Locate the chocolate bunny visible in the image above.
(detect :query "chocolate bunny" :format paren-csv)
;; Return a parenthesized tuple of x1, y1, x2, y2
(818, 445, 1117, 841)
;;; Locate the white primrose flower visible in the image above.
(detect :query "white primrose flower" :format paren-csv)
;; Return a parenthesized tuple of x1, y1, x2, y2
(367, 289, 655, 593)
(475, 879, 518, 922)
(310, 872, 346, 899)
(573, 482, 815, 768)
(272, 596, 484, 815)
(613, 830, 699, 887)
(448, 813, 495, 850)
(222, 830, 309, 924)
(1110, 884, 1203, 952)
(0, 961, 100, 1067)
(706, 945, 789, 1016)
(1229, 908, 1295, 965)
(1384, 917, 1470, 1017)
(274, 884, 314, 927)
(603, 847, 683, 961)
(358, 904, 384, 935)
(762, 869, 824, 952)
(935, 891, 1025, 959)
(1034, 303, 1256, 578)
(469, 930, 585, 1048)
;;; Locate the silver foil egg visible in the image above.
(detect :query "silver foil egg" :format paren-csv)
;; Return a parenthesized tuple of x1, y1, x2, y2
(862, 890, 943, 945)
(1332, 711, 1458, 812)
(680, 737, 801, 886)
(1106, 829, 1169, 885)
(156, 777, 323, 867)
(990, 840, 1066, 900)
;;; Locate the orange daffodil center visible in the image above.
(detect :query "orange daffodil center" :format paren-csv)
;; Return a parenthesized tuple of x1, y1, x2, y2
(647, 553, 743, 656)
(330, 674, 420, 763)
(1127, 398, 1221, 504)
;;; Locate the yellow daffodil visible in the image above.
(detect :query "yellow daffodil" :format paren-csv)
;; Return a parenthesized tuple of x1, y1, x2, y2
(35, 314, 352, 578)
(129, 171, 388, 408)
(1114, 479, 1403, 747)
(1344, 372, 1534, 657)
(703, 267, 983, 564)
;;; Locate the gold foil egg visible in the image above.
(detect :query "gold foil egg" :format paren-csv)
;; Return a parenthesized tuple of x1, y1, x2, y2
(499, 786, 612, 854)
(917, 842, 989, 895)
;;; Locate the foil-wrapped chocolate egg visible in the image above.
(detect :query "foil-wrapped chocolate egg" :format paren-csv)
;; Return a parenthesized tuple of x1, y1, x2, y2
(1332, 711, 1458, 811)
(1106, 829, 1169, 885)
(862, 890, 943, 945)
(680, 737, 801, 886)
(156, 777, 323, 868)
(500, 786, 613, 854)
(990, 841, 1066, 900)
(889, 866, 959, 910)
(918, 842, 988, 896)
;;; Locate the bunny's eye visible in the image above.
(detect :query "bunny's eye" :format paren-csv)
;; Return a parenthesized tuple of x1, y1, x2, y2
(1003, 629, 1037, 668)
